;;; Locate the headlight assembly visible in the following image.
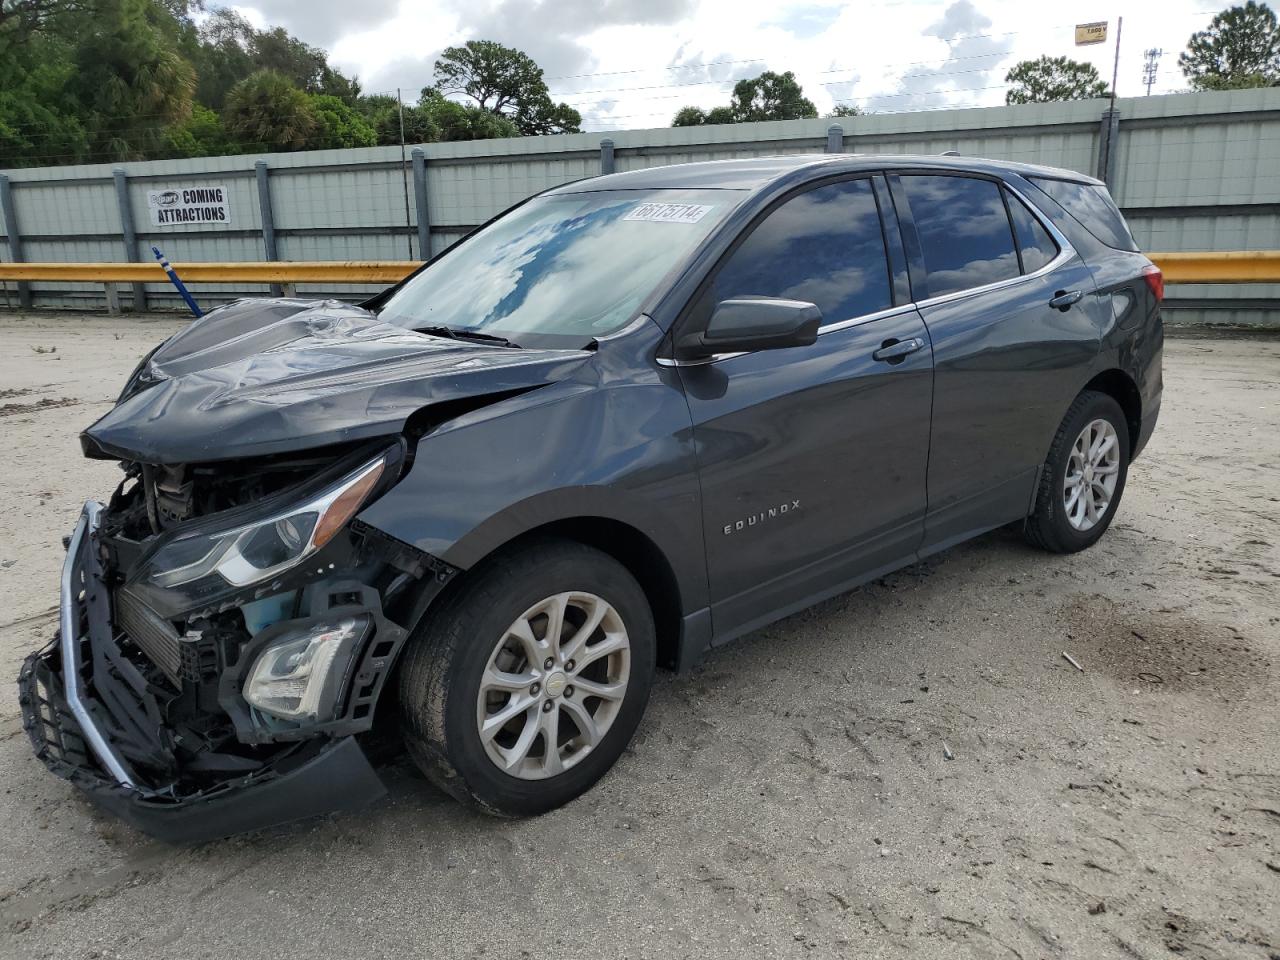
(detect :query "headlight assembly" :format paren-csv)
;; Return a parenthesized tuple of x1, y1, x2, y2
(243, 615, 370, 721)
(130, 454, 387, 616)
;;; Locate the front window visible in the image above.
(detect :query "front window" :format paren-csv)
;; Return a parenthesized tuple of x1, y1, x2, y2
(378, 189, 741, 347)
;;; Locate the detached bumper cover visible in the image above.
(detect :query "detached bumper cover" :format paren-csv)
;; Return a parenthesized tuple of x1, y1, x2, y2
(15, 501, 386, 844)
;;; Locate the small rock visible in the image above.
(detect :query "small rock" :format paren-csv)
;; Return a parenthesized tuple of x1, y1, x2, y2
(1088, 901, 1106, 915)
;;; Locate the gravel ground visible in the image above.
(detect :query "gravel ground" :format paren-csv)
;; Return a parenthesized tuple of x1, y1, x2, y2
(0, 312, 1277, 960)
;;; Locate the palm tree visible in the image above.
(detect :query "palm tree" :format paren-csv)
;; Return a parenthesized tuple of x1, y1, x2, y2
(224, 70, 318, 152)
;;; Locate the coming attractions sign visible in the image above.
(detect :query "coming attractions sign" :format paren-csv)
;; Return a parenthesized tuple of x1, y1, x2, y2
(146, 183, 233, 226)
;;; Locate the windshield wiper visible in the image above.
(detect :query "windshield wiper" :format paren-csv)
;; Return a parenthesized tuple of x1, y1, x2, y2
(415, 325, 519, 348)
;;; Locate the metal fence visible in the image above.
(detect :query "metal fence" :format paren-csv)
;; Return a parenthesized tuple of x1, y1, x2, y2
(2, 87, 1277, 326)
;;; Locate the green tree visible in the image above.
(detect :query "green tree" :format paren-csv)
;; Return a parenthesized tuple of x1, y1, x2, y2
(432, 40, 581, 135)
(828, 103, 863, 117)
(68, 0, 196, 161)
(1179, 1, 1280, 89)
(672, 106, 708, 126)
(671, 71, 817, 126)
(728, 71, 817, 121)
(189, 7, 257, 109)
(419, 87, 519, 141)
(0, 0, 93, 59)
(0, 35, 87, 166)
(1005, 56, 1110, 104)
(160, 102, 232, 157)
(308, 93, 376, 149)
(223, 70, 316, 151)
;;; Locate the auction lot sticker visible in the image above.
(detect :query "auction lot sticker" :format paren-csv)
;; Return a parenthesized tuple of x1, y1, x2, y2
(624, 202, 714, 224)
(147, 184, 232, 226)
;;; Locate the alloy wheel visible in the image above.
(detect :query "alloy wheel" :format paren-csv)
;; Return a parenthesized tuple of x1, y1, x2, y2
(476, 592, 631, 780)
(1063, 418, 1120, 531)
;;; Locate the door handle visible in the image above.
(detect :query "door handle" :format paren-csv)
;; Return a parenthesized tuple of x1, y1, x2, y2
(1049, 289, 1083, 311)
(872, 337, 925, 364)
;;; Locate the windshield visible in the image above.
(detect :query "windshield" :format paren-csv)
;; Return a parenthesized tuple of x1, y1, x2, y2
(378, 189, 739, 346)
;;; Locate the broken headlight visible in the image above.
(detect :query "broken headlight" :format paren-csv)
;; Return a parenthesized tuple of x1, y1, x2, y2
(243, 615, 370, 721)
(130, 453, 387, 616)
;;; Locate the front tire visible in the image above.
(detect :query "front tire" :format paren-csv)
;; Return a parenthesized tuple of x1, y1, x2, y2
(398, 538, 655, 816)
(1025, 390, 1130, 554)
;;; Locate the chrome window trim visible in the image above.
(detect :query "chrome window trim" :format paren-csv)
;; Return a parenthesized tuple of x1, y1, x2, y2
(656, 178, 1074, 369)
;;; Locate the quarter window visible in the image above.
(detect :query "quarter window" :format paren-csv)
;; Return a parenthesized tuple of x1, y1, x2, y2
(710, 178, 893, 324)
(901, 175, 1020, 298)
(1005, 190, 1060, 274)
(1029, 177, 1137, 251)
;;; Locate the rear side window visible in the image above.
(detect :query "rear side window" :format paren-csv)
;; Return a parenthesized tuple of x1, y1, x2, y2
(711, 178, 893, 324)
(1029, 177, 1137, 251)
(1005, 191, 1060, 274)
(900, 175, 1020, 298)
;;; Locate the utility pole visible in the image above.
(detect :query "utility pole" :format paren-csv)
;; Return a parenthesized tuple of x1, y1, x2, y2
(1142, 48, 1164, 95)
(1109, 16, 1123, 109)
(397, 88, 414, 260)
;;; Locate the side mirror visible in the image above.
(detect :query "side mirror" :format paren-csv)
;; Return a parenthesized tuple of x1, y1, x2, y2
(675, 298, 822, 360)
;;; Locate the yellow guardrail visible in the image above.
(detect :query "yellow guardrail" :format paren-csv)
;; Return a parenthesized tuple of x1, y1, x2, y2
(1150, 251, 1280, 284)
(0, 252, 1276, 285)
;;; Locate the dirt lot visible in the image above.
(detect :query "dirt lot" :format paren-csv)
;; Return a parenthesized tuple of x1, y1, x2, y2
(0, 311, 1276, 960)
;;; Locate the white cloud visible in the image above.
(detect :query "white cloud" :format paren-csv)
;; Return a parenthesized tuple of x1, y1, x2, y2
(227, 0, 1228, 129)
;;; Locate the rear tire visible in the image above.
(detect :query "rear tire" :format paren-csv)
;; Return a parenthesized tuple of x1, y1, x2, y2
(398, 537, 655, 816)
(1025, 390, 1129, 554)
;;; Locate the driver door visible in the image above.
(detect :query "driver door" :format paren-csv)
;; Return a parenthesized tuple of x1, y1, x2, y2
(674, 175, 934, 642)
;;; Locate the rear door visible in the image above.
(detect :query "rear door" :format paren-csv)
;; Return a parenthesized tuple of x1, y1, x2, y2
(889, 172, 1101, 552)
(675, 175, 933, 641)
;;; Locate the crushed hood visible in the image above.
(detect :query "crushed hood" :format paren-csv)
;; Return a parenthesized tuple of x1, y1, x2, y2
(82, 299, 593, 464)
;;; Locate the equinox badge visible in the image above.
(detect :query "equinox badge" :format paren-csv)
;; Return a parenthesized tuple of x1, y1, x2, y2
(724, 500, 801, 535)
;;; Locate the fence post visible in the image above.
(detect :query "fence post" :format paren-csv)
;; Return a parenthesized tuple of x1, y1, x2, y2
(412, 147, 430, 261)
(112, 168, 146, 311)
(254, 159, 283, 297)
(599, 138, 616, 175)
(825, 124, 844, 154)
(0, 174, 31, 309)
(1096, 108, 1121, 186)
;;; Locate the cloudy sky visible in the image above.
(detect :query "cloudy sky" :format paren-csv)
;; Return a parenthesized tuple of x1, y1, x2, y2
(225, 0, 1229, 130)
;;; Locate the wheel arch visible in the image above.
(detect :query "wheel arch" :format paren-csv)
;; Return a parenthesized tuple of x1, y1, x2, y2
(1080, 368, 1142, 455)
(411, 512, 690, 673)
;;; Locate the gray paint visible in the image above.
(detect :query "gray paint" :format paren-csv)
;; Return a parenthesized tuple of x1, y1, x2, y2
(39, 155, 1163, 835)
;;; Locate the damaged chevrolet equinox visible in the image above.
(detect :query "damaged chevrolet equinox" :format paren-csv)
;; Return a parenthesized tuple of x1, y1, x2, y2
(20, 155, 1163, 842)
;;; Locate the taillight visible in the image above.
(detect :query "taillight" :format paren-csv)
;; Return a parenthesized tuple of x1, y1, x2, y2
(1141, 264, 1164, 303)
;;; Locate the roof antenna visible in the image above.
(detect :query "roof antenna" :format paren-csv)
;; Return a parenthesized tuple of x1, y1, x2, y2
(940, 150, 961, 156)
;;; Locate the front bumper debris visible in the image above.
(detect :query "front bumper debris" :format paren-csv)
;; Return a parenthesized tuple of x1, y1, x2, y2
(15, 501, 386, 844)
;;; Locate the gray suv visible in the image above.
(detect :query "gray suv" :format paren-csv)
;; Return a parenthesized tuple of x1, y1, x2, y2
(20, 155, 1163, 841)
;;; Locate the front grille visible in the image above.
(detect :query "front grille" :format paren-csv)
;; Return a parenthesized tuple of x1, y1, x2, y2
(114, 588, 183, 684)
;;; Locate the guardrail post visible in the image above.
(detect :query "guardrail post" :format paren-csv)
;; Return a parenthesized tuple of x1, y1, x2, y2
(825, 124, 844, 154)
(1096, 108, 1121, 186)
(412, 147, 430, 260)
(600, 138, 615, 176)
(112, 169, 146, 311)
(0, 174, 31, 309)
(255, 160, 283, 297)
